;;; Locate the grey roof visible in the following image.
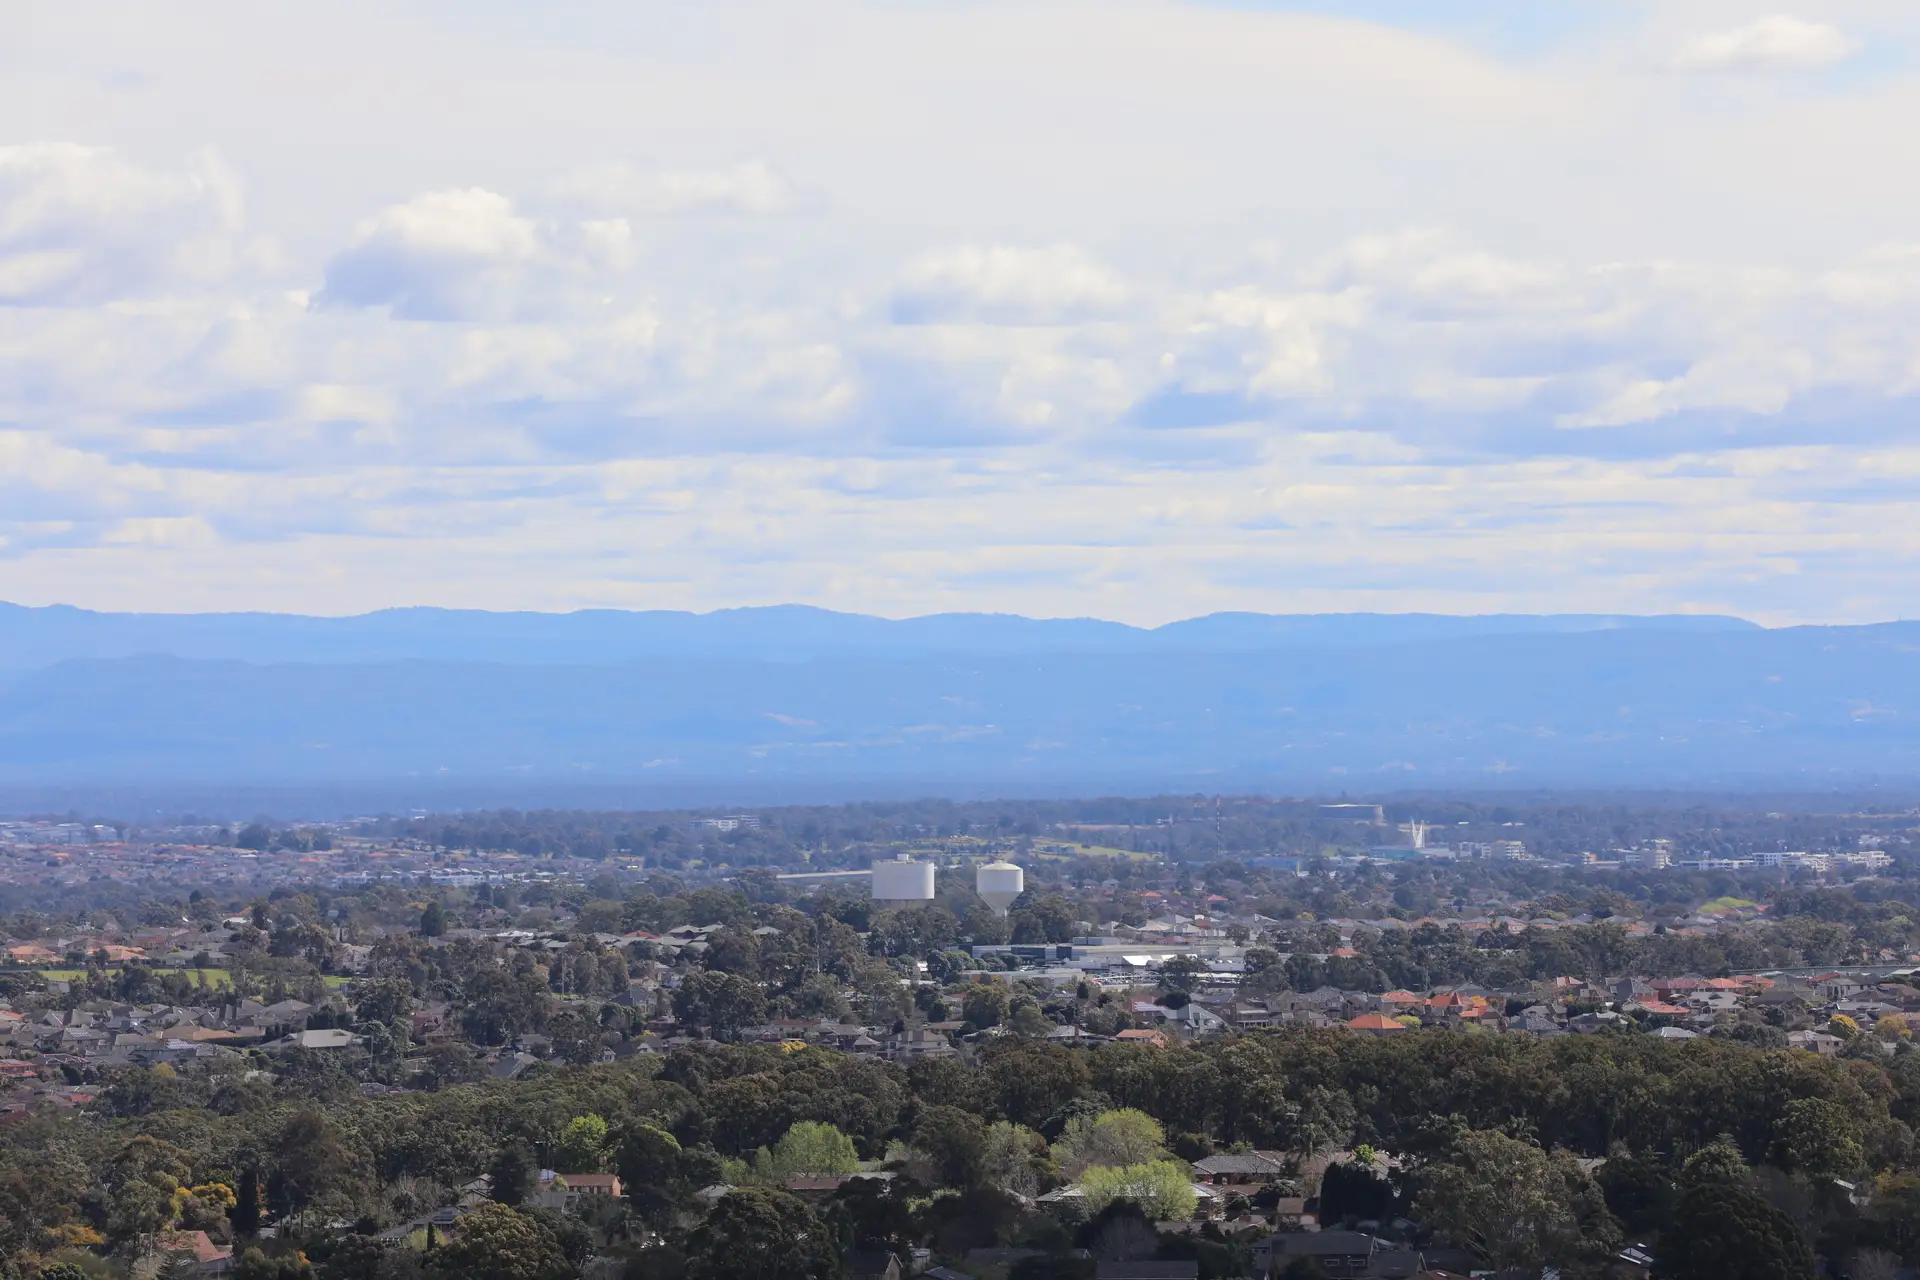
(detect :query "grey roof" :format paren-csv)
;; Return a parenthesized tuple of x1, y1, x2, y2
(1274, 1231, 1381, 1257)
(1192, 1152, 1287, 1175)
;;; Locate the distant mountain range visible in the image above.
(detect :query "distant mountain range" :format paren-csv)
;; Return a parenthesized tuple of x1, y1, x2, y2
(0, 602, 1757, 671)
(1, 602, 1916, 793)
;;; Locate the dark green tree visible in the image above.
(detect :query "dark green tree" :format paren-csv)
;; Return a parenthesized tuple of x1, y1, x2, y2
(671, 970, 767, 1041)
(685, 1189, 842, 1280)
(491, 1143, 537, 1207)
(1660, 1181, 1816, 1280)
(914, 1105, 988, 1187)
(230, 1165, 262, 1235)
(426, 1203, 573, 1280)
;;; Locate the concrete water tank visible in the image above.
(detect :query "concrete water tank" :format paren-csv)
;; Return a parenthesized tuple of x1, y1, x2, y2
(870, 856, 936, 906)
(976, 860, 1025, 917)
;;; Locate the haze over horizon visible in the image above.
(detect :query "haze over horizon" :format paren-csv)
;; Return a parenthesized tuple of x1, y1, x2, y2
(0, 600, 1916, 794)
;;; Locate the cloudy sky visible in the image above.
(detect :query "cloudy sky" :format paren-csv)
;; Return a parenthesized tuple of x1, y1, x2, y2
(5, 0, 1920, 624)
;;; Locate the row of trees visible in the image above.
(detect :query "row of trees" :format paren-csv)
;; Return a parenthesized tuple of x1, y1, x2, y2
(6, 1024, 1920, 1277)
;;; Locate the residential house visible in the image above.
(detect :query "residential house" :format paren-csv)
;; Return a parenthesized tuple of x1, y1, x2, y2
(530, 1171, 623, 1214)
(1253, 1231, 1385, 1277)
(263, 1028, 359, 1053)
(1159, 1002, 1228, 1037)
(1271, 1196, 1310, 1229)
(1216, 1001, 1286, 1031)
(1812, 973, 1865, 1002)
(1191, 1151, 1289, 1186)
(1345, 1012, 1406, 1037)
(1508, 1007, 1564, 1037)
(1787, 1030, 1843, 1057)
(156, 1229, 233, 1274)
(1568, 1011, 1632, 1034)
(884, 1023, 957, 1062)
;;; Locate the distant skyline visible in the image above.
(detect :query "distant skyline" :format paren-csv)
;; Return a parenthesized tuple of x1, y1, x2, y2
(7, 2, 1920, 626)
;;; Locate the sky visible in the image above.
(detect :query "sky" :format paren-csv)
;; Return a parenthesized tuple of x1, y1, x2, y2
(5, 0, 1920, 625)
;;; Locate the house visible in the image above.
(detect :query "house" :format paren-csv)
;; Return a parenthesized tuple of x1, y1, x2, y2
(1787, 1030, 1843, 1057)
(491, 1051, 539, 1079)
(845, 1249, 903, 1280)
(1812, 973, 1865, 1002)
(1509, 1009, 1564, 1037)
(531, 1171, 623, 1214)
(1254, 1231, 1384, 1277)
(1191, 1151, 1289, 1186)
(1160, 1002, 1228, 1036)
(785, 1172, 896, 1203)
(884, 1023, 957, 1062)
(1684, 991, 1742, 1013)
(1115, 1028, 1171, 1048)
(1219, 1001, 1286, 1031)
(1271, 1196, 1311, 1228)
(263, 1028, 358, 1052)
(1568, 1011, 1631, 1035)
(157, 1229, 233, 1274)
(1625, 1002, 1689, 1019)
(1344, 1012, 1406, 1037)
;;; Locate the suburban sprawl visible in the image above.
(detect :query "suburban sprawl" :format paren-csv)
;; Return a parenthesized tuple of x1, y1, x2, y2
(2, 795, 1920, 1280)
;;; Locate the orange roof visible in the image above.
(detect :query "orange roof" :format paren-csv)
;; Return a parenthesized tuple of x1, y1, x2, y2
(1331, 947, 1359, 958)
(160, 1232, 231, 1265)
(1379, 990, 1421, 1003)
(559, 1174, 623, 1194)
(1345, 1012, 1406, 1031)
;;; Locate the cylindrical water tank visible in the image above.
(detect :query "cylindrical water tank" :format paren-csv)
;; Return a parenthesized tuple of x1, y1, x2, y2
(976, 861, 1025, 917)
(870, 856, 936, 905)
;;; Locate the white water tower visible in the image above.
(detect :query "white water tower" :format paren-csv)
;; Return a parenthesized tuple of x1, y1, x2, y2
(870, 855, 936, 908)
(976, 860, 1025, 917)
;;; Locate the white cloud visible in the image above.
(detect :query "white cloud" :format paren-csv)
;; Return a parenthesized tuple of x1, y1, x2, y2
(7, 0, 1920, 622)
(890, 246, 1130, 325)
(317, 188, 635, 322)
(551, 160, 796, 217)
(0, 143, 246, 305)
(1671, 15, 1857, 72)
